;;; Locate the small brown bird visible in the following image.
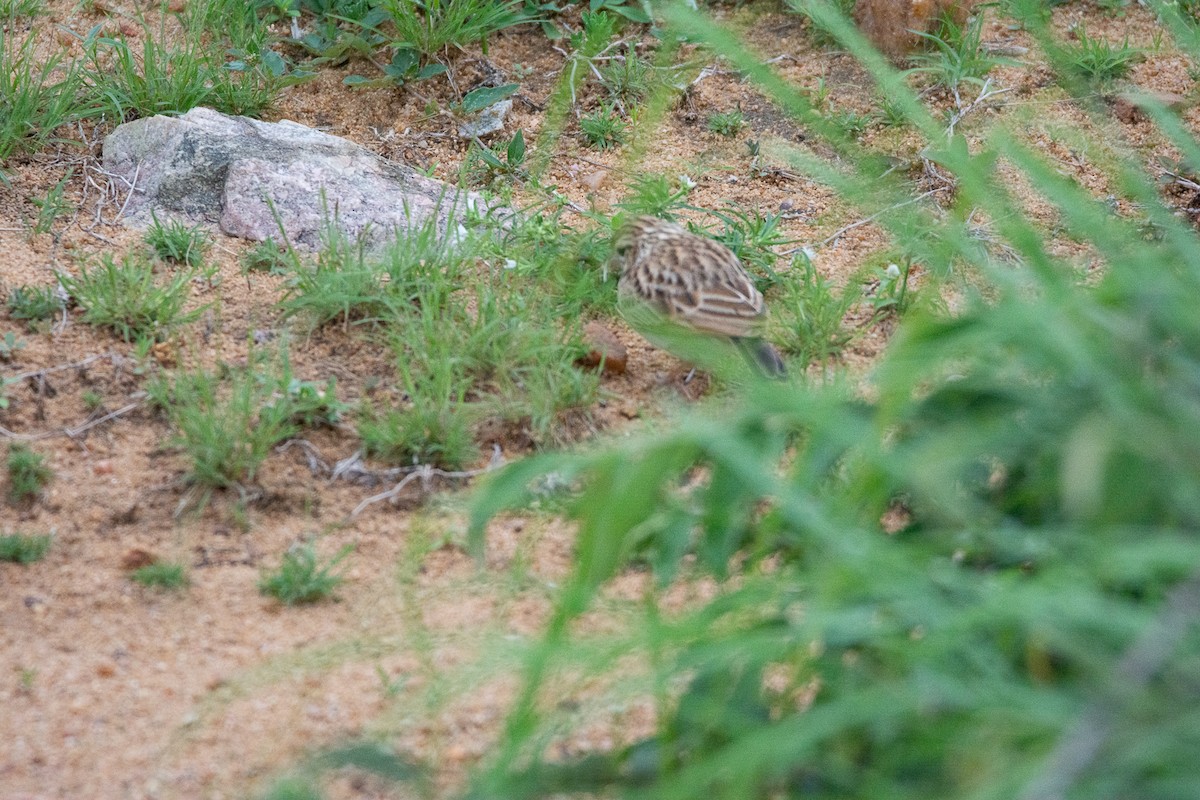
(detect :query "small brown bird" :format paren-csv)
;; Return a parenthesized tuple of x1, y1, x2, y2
(612, 215, 786, 377)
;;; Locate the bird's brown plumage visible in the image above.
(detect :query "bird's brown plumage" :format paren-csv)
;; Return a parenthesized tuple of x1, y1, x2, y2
(613, 216, 786, 376)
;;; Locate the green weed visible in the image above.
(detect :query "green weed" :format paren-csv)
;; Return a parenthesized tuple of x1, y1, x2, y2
(0, 332, 25, 362)
(31, 170, 74, 235)
(0, 329, 25, 361)
(709, 208, 789, 291)
(614, 172, 693, 219)
(1059, 24, 1141, 86)
(56, 254, 199, 342)
(465, 130, 527, 185)
(259, 543, 352, 605)
(6, 284, 63, 326)
(82, 390, 104, 411)
(145, 213, 211, 267)
(0, 533, 51, 563)
(598, 50, 653, 107)
(130, 561, 189, 589)
(376, 0, 527, 62)
(343, 45, 448, 88)
(0, 30, 91, 166)
(0, 0, 43, 15)
(580, 105, 629, 149)
(82, 24, 277, 121)
(706, 109, 745, 137)
(241, 238, 294, 274)
(278, 207, 475, 329)
(6, 444, 52, 504)
(909, 11, 1008, 92)
(772, 252, 857, 365)
(149, 358, 298, 493)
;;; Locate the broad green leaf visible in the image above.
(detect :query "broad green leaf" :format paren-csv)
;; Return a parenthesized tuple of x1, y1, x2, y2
(461, 83, 519, 114)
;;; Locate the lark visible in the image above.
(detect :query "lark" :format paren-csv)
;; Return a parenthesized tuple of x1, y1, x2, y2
(612, 215, 787, 377)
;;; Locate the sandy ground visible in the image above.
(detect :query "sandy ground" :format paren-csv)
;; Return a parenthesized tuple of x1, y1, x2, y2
(2, 1, 1197, 796)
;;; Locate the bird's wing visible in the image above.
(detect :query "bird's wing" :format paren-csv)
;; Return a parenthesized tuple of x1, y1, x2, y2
(671, 253, 766, 338)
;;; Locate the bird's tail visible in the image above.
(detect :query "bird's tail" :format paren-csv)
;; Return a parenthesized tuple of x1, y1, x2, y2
(735, 337, 787, 379)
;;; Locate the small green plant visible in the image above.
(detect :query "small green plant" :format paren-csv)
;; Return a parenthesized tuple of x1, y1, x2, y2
(589, 0, 650, 23)
(615, 172, 693, 219)
(711, 209, 789, 291)
(31, 170, 74, 235)
(706, 109, 745, 137)
(359, 393, 480, 470)
(241, 237, 295, 274)
(0, 332, 25, 362)
(82, 25, 277, 121)
(150, 357, 298, 493)
(580, 105, 629, 149)
(0, 0, 44, 15)
(130, 561, 189, 589)
(459, 82, 520, 115)
(1059, 25, 1141, 86)
(878, 95, 909, 128)
(145, 213, 211, 267)
(343, 45, 448, 88)
(267, 375, 348, 428)
(772, 252, 857, 366)
(57, 254, 198, 342)
(599, 50, 652, 107)
(376, 0, 527, 63)
(466, 129, 527, 184)
(909, 11, 1007, 92)
(0, 533, 52, 564)
(6, 444, 53, 504)
(82, 389, 104, 411)
(7, 284, 63, 326)
(259, 543, 352, 605)
(867, 259, 913, 316)
(280, 205, 479, 328)
(827, 106, 873, 138)
(1, 29, 91, 167)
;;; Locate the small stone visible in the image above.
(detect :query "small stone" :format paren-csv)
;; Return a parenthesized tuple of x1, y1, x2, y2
(93, 459, 114, 475)
(150, 341, 176, 367)
(579, 170, 608, 191)
(576, 322, 627, 375)
(120, 548, 157, 571)
(457, 100, 512, 139)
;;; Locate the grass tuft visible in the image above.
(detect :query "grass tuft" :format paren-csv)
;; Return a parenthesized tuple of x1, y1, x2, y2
(0, 533, 51, 564)
(57, 254, 199, 342)
(130, 561, 189, 589)
(6, 444, 52, 504)
(145, 213, 211, 267)
(259, 543, 351, 605)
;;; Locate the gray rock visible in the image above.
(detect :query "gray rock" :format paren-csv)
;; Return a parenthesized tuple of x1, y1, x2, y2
(456, 100, 512, 139)
(103, 107, 495, 249)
